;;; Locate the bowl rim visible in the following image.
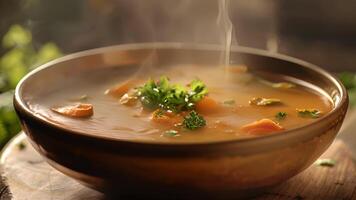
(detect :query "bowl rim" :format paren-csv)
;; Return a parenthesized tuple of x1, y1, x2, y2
(14, 42, 349, 147)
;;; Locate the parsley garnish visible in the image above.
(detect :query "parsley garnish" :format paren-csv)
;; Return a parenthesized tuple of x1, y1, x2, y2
(297, 109, 322, 118)
(275, 112, 287, 121)
(18, 142, 26, 150)
(315, 158, 336, 167)
(183, 111, 206, 130)
(163, 130, 179, 137)
(249, 97, 281, 106)
(136, 76, 208, 112)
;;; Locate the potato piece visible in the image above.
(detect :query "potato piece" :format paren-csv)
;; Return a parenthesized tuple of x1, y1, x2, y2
(52, 103, 93, 118)
(249, 97, 281, 106)
(119, 92, 138, 106)
(105, 79, 138, 97)
(195, 96, 220, 114)
(241, 119, 283, 135)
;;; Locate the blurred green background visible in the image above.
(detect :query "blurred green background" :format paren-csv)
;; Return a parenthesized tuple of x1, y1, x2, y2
(0, 24, 62, 146)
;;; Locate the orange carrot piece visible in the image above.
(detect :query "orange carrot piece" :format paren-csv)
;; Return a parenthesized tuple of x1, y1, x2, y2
(195, 96, 220, 114)
(151, 110, 182, 126)
(105, 79, 138, 97)
(52, 103, 93, 118)
(241, 119, 283, 135)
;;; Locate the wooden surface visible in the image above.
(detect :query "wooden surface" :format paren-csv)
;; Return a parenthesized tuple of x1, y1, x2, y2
(0, 133, 355, 200)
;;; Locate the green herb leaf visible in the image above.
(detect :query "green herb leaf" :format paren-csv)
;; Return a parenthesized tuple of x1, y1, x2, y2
(136, 77, 208, 113)
(315, 158, 336, 167)
(223, 99, 235, 106)
(163, 130, 179, 137)
(275, 112, 287, 121)
(297, 109, 322, 118)
(189, 79, 208, 102)
(18, 142, 26, 150)
(249, 97, 281, 106)
(183, 111, 206, 130)
(137, 78, 162, 109)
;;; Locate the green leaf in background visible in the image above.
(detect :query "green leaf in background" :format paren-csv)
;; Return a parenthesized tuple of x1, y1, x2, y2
(0, 48, 29, 88)
(338, 72, 356, 106)
(0, 74, 7, 92)
(0, 91, 21, 146)
(0, 24, 62, 147)
(2, 25, 32, 48)
(348, 89, 356, 107)
(34, 42, 62, 68)
(338, 72, 356, 90)
(0, 120, 8, 146)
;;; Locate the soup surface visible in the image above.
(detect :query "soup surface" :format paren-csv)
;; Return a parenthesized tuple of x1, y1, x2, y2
(27, 64, 333, 143)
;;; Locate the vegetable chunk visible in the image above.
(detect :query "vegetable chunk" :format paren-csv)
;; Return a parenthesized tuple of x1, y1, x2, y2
(297, 109, 322, 118)
(249, 97, 281, 106)
(151, 109, 183, 126)
(183, 111, 206, 130)
(52, 103, 93, 118)
(195, 96, 220, 114)
(241, 119, 283, 134)
(105, 79, 138, 97)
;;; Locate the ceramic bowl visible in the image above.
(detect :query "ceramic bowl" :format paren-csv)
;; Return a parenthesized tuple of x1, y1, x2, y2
(14, 43, 348, 198)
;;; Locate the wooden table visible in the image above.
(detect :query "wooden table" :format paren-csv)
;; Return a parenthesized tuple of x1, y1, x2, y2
(0, 133, 355, 200)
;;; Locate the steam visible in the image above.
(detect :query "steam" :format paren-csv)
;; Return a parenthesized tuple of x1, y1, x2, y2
(105, 0, 238, 76)
(109, 0, 235, 46)
(217, 0, 235, 65)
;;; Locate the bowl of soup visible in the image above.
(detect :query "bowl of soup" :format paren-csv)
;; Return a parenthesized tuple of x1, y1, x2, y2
(14, 43, 348, 198)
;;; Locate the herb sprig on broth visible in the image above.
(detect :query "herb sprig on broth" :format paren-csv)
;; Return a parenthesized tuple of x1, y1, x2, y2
(136, 76, 208, 113)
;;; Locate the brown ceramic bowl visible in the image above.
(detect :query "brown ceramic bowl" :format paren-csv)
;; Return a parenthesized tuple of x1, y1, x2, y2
(14, 43, 348, 198)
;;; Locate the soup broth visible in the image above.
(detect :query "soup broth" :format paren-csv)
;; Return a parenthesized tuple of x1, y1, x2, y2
(28, 64, 333, 143)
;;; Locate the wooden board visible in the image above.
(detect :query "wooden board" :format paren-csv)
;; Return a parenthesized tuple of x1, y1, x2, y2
(0, 133, 355, 200)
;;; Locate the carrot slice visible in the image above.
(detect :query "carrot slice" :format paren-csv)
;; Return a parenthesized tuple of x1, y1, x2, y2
(52, 103, 93, 118)
(151, 110, 183, 126)
(241, 119, 283, 135)
(105, 79, 138, 97)
(195, 96, 220, 114)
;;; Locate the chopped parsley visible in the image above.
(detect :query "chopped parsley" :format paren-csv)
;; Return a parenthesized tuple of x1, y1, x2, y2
(315, 158, 336, 167)
(183, 111, 206, 130)
(338, 72, 356, 90)
(249, 97, 281, 106)
(297, 109, 322, 118)
(223, 99, 235, 106)
(163, 130, 179, 137)
(136, 76, 208, 112)
(275, 112, 287, 121)
(18, 142, 26, 150)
